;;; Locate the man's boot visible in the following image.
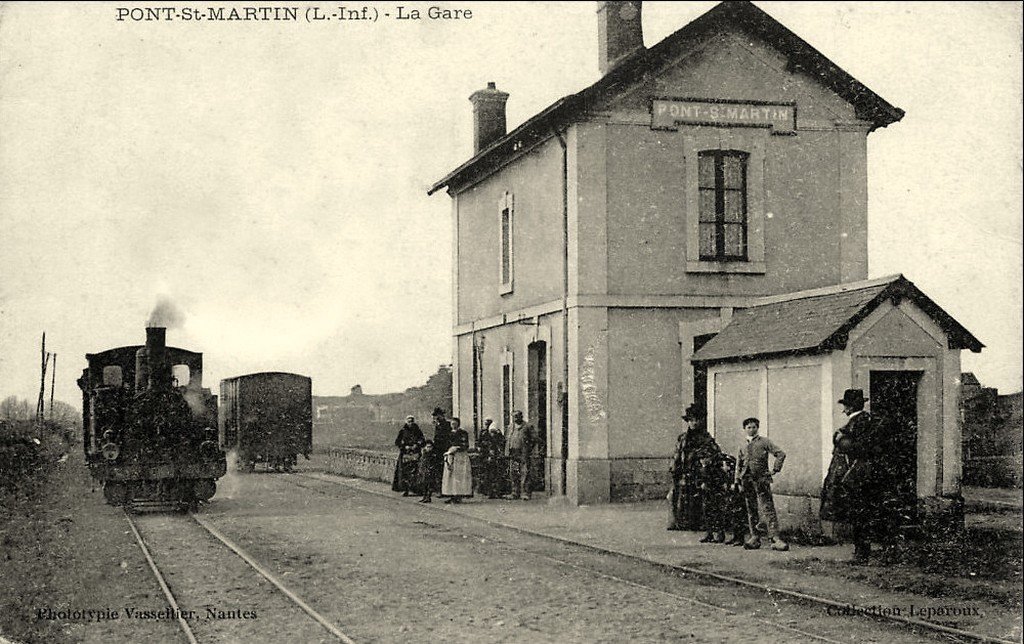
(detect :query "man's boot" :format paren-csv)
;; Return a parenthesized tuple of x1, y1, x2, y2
(725, 533, 745, 546)
(852, 541, 871, 564)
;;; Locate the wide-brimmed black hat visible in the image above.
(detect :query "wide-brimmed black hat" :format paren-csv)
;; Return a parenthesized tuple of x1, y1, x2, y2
(681, 404, 702, 421)
(431, 407, 446, 417)
(838, 389, 867, 407)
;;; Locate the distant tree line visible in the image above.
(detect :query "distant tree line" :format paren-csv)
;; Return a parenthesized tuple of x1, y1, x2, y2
(314, 366, 452, 450)
(1, 395, 81, 443)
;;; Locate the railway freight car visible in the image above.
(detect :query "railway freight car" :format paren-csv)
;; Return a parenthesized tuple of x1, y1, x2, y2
(219, 372, 312, 472)
(78, 326, 227, 508)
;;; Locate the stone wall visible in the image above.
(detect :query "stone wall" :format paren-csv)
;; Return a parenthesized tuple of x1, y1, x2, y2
(774, 494, 822, 534)
(313, 446, 397, 484)
(609, 457, 672, 502)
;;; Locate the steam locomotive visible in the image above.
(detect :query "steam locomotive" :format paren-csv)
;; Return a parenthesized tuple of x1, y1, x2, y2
(78, 327, 227, 508)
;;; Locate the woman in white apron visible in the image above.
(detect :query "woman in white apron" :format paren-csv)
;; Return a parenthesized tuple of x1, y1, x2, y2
(441, 417, 473, 503)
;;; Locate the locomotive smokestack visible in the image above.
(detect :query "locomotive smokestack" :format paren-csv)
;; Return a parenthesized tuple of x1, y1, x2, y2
(146, 326, 166, 350)
(136, 326, 171, 391)
(147, 326, 171, 389)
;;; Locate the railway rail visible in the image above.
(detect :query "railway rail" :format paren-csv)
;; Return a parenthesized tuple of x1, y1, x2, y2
(124, 509, 357, 644)
(293, 471, 1012, 644)
(119, 471, 1013, 644)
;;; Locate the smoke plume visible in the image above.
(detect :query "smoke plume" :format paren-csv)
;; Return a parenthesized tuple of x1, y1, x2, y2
(146, 296, 186, 329)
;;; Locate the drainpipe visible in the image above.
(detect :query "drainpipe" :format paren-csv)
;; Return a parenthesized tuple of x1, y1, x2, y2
(553, 125, 569, 496)
(471, 328, 479, 444)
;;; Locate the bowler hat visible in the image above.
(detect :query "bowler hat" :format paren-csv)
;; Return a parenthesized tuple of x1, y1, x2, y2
(681, 404, 702, 421)
(838, 389, 867, 407)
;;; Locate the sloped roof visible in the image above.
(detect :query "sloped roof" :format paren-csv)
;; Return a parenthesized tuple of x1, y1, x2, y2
(691, 275, 983, 365)
(429, 1, 904, 196)
(960, 372, 981, 387)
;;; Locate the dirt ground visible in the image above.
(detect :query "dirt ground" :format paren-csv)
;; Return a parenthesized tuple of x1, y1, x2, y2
(199, 472, 952, 643)
(775, 498, 1022, 613)
(0, 449, 179, 644)
(3, 449, 1016, 643)
(128, 513, 334, 643)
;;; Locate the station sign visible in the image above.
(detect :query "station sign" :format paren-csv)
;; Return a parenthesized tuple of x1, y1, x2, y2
(651, 99, 796, 134)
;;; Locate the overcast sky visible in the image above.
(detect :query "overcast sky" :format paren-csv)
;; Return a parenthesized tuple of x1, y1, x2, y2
(1, 2, 1021, 410)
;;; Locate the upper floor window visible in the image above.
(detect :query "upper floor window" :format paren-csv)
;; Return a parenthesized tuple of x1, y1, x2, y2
(499, 191, 514, 294)
(698, 151, 748, 261)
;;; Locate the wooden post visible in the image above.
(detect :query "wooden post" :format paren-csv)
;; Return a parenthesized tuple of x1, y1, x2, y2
(50, 353, 57, 416)
(36, 333, 47, 423)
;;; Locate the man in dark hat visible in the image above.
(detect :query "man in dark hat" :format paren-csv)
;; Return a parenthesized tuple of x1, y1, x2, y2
(820, 389, 883, 563)
(668, 403, 717, 531)
(430, 408, 452, 493)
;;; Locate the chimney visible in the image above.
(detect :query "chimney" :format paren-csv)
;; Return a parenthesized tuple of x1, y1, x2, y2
(469, 82, 509, 154)
(136, 326, 171, 391)
(597, 1, 644, 75)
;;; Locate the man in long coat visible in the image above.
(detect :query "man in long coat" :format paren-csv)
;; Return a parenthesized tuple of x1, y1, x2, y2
(430, 408, 452, 493)
(820, 389, 885, 563)
(668, 404, 718, 531)
(505, 411, 535, 500)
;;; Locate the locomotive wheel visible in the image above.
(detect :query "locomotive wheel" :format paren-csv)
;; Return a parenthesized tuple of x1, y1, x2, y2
(103, 481, 129, 506)
(193, 478, 216, 501)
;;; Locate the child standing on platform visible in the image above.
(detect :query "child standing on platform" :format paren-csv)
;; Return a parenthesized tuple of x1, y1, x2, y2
(734, 418, 789, 551)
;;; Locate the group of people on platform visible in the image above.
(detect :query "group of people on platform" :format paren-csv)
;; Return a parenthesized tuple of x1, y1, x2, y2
(391, 407, 537, 505)
(391, 387, 895, 564)
(670, 388, 897, 562)
(669, 405, 789, 551)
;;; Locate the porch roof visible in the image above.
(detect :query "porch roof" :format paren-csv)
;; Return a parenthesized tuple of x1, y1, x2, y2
(691, 275, 983, 365)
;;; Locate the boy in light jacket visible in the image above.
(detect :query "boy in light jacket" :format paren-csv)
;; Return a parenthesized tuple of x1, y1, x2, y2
(735, 418, 789, 551)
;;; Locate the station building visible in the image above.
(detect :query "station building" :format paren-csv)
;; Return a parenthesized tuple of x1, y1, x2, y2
(428, 1, 981, 526)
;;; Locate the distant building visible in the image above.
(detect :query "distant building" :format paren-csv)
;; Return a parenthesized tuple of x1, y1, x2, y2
(315, 365, 452, 426)
(961, 374, 1023, 487)
(429, 0, 981, 524)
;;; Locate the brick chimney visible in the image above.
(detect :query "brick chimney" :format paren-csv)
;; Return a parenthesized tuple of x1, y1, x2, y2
(469, 82, 509, 154)
(597, 1, 643, 75)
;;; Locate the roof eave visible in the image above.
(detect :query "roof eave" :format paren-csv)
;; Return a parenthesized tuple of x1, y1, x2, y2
(691, 345, 825, 367)
(821, 276, 984, 353)
(428, 95, 581, 196)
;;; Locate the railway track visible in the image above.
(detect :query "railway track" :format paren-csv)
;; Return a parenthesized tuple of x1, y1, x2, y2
(124, 509, 357, 644)
(292, 472, 1008, 644)
(285, 474, 854, 643)
(120, 473, 1013, 644)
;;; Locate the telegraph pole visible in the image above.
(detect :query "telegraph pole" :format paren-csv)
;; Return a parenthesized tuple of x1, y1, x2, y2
(50, 353, 57, 416)
(37, 332, 49, 439)
(37, 333, 46, 421)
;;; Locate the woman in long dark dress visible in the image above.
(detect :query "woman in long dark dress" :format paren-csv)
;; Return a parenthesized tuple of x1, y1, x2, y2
(392, 415, 425, 495)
